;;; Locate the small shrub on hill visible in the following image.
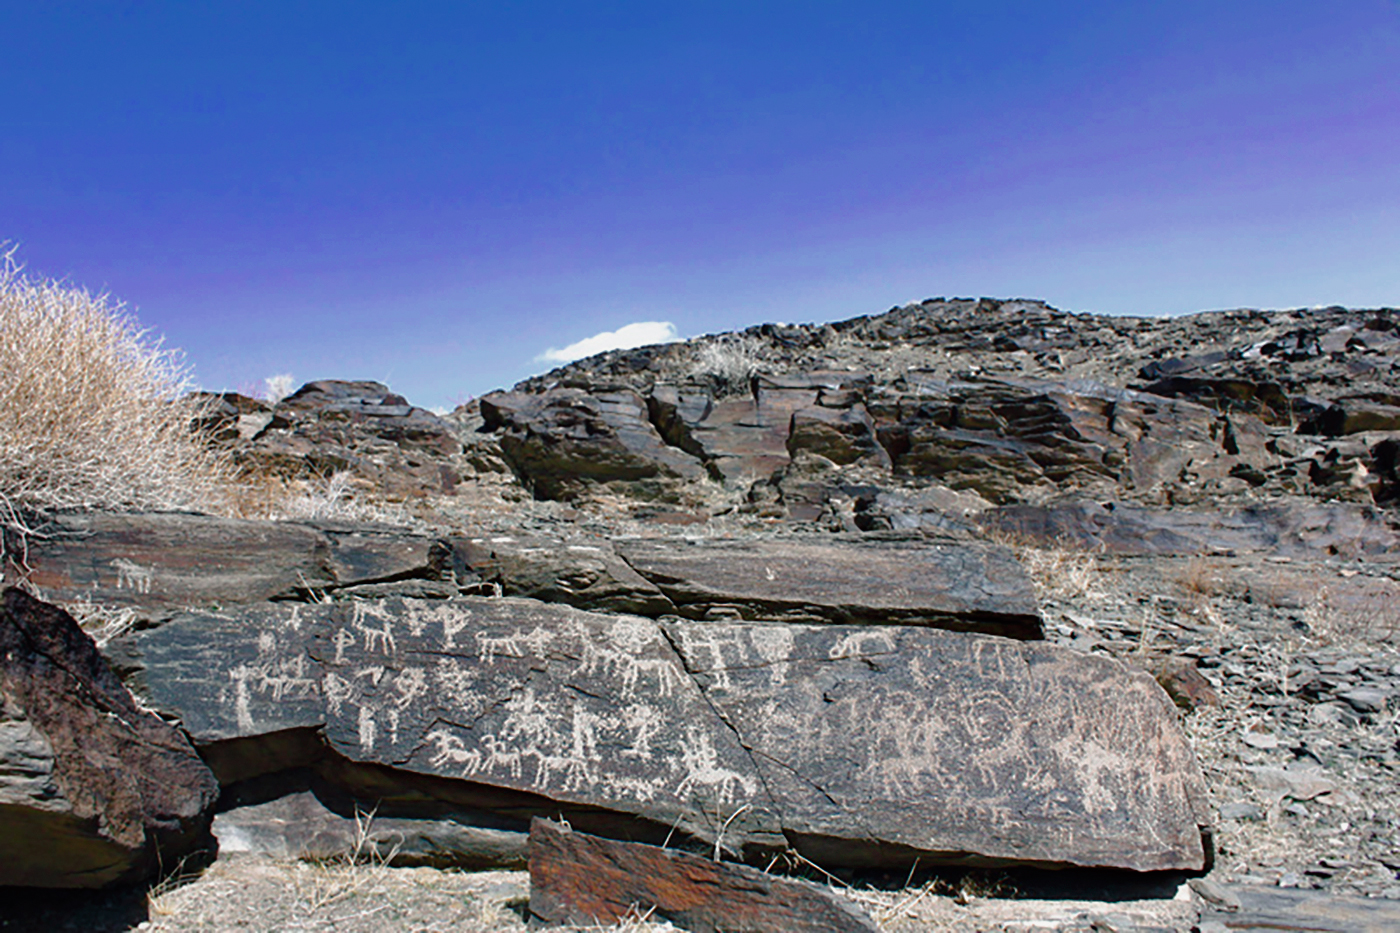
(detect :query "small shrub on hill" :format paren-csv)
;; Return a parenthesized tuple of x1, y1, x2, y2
(0, 250, 230, 514)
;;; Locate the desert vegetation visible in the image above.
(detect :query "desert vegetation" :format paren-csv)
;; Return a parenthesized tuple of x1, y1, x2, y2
(0, 249, 230, 517)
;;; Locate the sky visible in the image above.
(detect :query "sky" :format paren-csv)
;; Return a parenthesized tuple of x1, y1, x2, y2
(4, 2, 1399, 409)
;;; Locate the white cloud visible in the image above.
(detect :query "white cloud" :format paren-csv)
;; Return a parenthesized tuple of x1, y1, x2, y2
(535, 321, 681, 363)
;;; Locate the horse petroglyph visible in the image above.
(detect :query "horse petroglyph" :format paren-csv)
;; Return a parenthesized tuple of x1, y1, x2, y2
(111, 558, 154, 594)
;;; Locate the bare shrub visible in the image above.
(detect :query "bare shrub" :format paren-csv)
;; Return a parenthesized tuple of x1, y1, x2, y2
(691, 335, 761, 396)
(0, 250, 230, 513)
(264, 373, 296, 404)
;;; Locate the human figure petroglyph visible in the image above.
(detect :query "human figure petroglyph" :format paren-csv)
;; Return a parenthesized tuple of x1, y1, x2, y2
(322, 671, 357, 715)
(358, 705, 377, 751)
(111, 558, 154, 594)
(676, 726, 758, 804)
(674, 630, 733, 690)
(331, 628, 356, 664)
(439, 606, 472, 649)
(620, 704, 663, 761)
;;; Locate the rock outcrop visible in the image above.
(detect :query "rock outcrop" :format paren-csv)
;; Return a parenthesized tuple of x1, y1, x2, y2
(0, 588, 219, 887)
(111, 595, 1209, 873)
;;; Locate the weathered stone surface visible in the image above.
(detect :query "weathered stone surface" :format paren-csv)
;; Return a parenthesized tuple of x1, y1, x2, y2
(527, 817, 879, 932)
(0, 588, 219, 887)
(213, 790, 528, 869)
(481, 388, 708, 500)
(665, 619, 1211, 871)
(1201, 884, 1400, 933)
(981, 499, 1400, 560)
(10, 512, 461, 610)
(451, 533, 674, 615)
(616, 537, 1043, 638)
(216, 379, 467, 498)
(114, 596, 1207, 872)
(653, 373, 870, 485)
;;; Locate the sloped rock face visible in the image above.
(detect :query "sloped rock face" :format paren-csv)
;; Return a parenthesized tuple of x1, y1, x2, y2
(0, 588, 218, 887)
(500, 299, 1400, 541)
(113, 596, 1209, 873)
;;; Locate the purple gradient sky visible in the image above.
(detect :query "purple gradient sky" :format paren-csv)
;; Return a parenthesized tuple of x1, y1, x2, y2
(5, 2, 1399, 408)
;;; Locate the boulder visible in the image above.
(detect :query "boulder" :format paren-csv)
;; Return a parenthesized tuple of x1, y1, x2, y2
(225, 379, 466, 498)
(11, 512, 461, 612)
(527, 818, 879, 932)
(114, 596, 1208, 872)
(481, 388, 708, 500)
(0, 588, 219, 887)
(615, 536, 1042, 638)
(451, 533, 674, 616)
(213, 790, 528, 869)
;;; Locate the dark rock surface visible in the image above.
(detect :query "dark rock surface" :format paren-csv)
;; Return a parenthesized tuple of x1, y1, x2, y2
(616, 536, 1042, 638)
(8, 511, 462, 613)
(112, 595, 1207, 872)
(0, 588, 219, 887)
(527, 817, 879, 932)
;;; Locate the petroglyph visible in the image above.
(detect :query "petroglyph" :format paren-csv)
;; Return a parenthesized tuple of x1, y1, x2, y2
(426, 728, 482, 772)
(676, 726, 759, 805)
(322, 671, 357, 716)
(111, 558, 154, 594)
(331, 628, 356, 664)
(574, 618, 683, 699)
(352, 603, 396, 656)
(828, 629, 896, 660)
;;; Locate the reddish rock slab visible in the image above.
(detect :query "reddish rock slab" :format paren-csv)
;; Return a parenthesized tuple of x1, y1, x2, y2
(0, 588, 218, 887)
(527, 818, 878, 932)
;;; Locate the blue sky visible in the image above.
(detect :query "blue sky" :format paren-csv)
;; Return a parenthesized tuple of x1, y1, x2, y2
(4, 2, 1399, 408)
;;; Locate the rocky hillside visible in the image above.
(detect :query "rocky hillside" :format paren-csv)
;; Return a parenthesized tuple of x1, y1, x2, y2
(4, 297, 1399, 933)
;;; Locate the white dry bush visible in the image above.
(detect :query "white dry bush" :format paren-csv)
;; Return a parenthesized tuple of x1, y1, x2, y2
(264, 373, 296, 404)
(691, 334, 761, 395)
(0, 250, 230, 514)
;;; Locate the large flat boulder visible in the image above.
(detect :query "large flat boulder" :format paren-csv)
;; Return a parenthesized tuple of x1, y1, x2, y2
(114, 596, 1207, 872)
(0, 588, 219, 887)
(616, 537, 1042, 638)
(10, 512, 460, 611)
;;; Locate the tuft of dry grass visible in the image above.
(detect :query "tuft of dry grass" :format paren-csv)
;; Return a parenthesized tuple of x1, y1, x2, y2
(690, 335, 762, 396)
(0, 249, 231, 515)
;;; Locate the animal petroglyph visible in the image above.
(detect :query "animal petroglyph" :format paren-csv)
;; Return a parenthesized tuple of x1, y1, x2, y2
(828, 629, 896, 660)
(352, 604, 397, 656)
(111, 558, 154, 594)
(676, 726, 758, 805)
(426, 728, 482, 772)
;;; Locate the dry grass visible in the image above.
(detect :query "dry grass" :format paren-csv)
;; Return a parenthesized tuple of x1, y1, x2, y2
(0, 249, 231, 515)
(690, 335, 762, 396)
(983, 528, 1107, 604)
